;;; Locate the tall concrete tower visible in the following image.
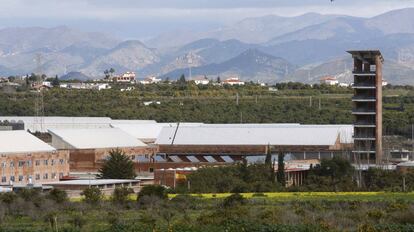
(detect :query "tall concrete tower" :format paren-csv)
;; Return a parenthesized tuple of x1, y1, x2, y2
(348, 50, 384, 165)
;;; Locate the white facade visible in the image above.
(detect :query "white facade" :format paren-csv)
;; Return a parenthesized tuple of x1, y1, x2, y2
(320, 77, 339, 85)
(223, 77, 245, 86)
(140, 76, 162, 85)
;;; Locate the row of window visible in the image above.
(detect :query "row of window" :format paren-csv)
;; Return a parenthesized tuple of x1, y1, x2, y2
(1, 159, 66, 168)
(1, 172, 65, 183)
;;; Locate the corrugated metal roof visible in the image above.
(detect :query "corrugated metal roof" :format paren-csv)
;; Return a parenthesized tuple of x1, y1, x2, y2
(48, 128, 147, 149)
(156, 125, 350, 146)
(0, 130, 56, 154)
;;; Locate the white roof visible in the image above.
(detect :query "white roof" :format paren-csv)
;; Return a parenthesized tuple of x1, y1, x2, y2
(48, 128, 147, 149)
(197, 124, 353, 144)
(156, 124, 352, 146)
(112, 122, 204, 140)
(111, 120, 157, 124)
(0, 116, 112, 133)
(0, 130, 56, 154)
(48, 179, 139, 186)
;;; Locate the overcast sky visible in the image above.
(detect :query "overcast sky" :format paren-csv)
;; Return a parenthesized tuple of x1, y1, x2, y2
(0, 0, 413, 39)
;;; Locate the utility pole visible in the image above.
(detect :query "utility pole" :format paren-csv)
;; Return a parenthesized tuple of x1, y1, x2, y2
(236, 93, 239, 105)
(309, 96, 312, 107)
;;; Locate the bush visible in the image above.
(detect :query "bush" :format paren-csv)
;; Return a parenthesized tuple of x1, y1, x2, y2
(137, 185, 167, 200)
(112, 186, 133, 205)
(0, 192, 17, 205)
(48, 188, 68, 203)
(222, 193, 247, 208)
(81, 187, 103, 205)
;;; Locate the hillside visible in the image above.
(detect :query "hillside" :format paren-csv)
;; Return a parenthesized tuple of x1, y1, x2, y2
(163, 49, 295, 83)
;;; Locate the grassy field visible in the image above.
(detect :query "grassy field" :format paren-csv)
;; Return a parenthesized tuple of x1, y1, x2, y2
(168, 192, 414, 202)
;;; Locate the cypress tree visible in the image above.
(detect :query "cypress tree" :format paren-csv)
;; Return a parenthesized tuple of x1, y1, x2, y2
(98, 148, 136, 179)
(277, 151, 286, 186)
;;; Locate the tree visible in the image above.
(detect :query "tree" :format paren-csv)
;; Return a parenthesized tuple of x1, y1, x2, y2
(112, 186, 133, 205)
(52, 75, 60, 87)
(98, 149, 136, 179)
(109, 68, 115, 77)
(137, 185, 167, 200)
(47, 188, 68, 203)
(277, 152, 286, 187)
(82, 187, 103, 205)
(104, 69, 110, 79)
(216, 76, 221, 83)
(178, 74, 186, 84)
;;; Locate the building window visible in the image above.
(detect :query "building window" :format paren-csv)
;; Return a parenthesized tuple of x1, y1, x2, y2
(44, 160, 48, 166)
(18, 161, 25, 167)
(59, 159, 64, 165)
(59, 173, 64, 179)
(1, 176, 6, 182)
(51, 160, 55, 166)
(27, 160, 32, 167)
(1, 162, 6, 168)
(10, 161, 14, 167)
(43, 173, 48, 179)
(149, 167, 154, 173)
(35, 174, 40, 180)
(10, 176, 15, 182)
(35, 160, 40, 166)
(18, 175, 23, 182)
(51, 173, 56, 179)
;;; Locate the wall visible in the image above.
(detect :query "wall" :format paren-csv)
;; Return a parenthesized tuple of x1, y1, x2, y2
(69, 146, 158, 172)
(0, 150, 70, 185)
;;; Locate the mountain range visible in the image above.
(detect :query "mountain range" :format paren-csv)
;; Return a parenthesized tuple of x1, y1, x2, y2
(1, 8, 414, 84)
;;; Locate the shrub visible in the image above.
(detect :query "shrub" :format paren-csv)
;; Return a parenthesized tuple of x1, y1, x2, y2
(48, 188, 68, 204)
(112, 186, 133, 205)
(137, 185, 167, 200)
(81, 187, 103, 205)
(222, 193, 247, 208)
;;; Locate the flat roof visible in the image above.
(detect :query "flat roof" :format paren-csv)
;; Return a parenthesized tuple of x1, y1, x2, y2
(0, 116, 112, 133)
(112, 122, 204, 140)
(0, 130, 56, 154)
(156, 125, 352, 146)
(48, 128, 147, 149)
(48, 179, 140, 186)
(347, 50, 384, 62)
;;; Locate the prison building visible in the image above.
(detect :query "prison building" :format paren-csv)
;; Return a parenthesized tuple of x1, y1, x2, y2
(155, 124, 353, 163)
(0, 131, 69, 185)
(348, 50, 384, 165)
(48, 128, 158, 172)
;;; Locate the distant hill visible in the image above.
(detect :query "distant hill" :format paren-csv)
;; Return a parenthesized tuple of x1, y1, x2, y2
(80, 40, 160, 77)
(147, 13, 341, 48)
(60, 71, 92, 81)
(2, 9, 414, 84)
(163, 49, 295, 83)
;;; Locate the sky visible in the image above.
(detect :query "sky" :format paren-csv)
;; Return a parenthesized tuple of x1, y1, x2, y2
(0, 0, 414, 39)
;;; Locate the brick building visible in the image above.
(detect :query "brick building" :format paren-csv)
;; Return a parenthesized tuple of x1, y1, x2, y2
(0, 131, 69, 185)
(48, 128, 157, 172)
